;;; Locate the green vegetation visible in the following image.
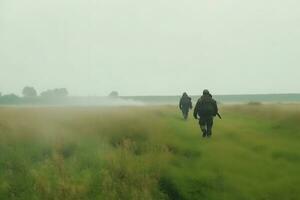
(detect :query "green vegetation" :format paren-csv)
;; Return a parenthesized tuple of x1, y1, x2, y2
(0, 105, 300, 200)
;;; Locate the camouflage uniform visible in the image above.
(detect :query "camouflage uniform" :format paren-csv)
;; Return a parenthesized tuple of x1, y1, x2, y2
(179, 93, 193, 120)
(193, 90, 218, 137)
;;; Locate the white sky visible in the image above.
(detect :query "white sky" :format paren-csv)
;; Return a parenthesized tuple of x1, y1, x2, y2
(0, 0, 299, 96)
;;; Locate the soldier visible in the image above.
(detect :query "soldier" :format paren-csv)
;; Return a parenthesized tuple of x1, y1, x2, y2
(179, 92, 193, 120)
(193, 90, 218, 137)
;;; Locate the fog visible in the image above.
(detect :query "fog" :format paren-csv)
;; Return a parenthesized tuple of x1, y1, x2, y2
(0, 0, 299, 96)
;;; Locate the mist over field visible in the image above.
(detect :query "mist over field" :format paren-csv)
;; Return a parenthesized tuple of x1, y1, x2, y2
(0, 105, 300, 200)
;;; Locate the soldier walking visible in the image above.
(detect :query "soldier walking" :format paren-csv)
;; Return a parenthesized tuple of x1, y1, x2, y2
(193, 90, 219, 137)
(179, 92, 193, 120)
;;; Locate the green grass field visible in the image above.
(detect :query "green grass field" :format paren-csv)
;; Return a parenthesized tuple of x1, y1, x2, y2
(0, 105, 300, 200)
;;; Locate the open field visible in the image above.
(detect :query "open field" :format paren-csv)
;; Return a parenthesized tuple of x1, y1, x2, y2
(0, 105, 300, 200)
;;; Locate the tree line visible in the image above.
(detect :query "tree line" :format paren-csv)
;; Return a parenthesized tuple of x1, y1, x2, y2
(0, 87, 68, 104)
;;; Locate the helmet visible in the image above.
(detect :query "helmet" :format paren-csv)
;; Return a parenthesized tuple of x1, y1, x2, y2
(203, 89, 210, 95)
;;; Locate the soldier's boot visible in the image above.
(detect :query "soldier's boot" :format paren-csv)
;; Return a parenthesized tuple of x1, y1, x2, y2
(200, 125, 207, 137)
(207, 127, 212, 138)
(182, 111, 187, 120)
(183, 112, 188, 120)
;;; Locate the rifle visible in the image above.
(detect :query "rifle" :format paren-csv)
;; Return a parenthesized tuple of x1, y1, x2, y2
(216, 112, 222, 119)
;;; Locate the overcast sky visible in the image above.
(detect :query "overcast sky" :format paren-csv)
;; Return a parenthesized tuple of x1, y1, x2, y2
(0, 0, 299, 96)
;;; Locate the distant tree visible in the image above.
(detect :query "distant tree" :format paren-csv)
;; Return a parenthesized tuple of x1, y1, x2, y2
(0, 92, 2, 97)
(40, 88, 68, 98)
(22, 86, 37, 97)
(109, 91, 119, 98)
(0, 93, 20, 104)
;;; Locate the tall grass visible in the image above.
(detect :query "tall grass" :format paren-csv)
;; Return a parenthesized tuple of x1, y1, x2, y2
(0, 105, 299, 199)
